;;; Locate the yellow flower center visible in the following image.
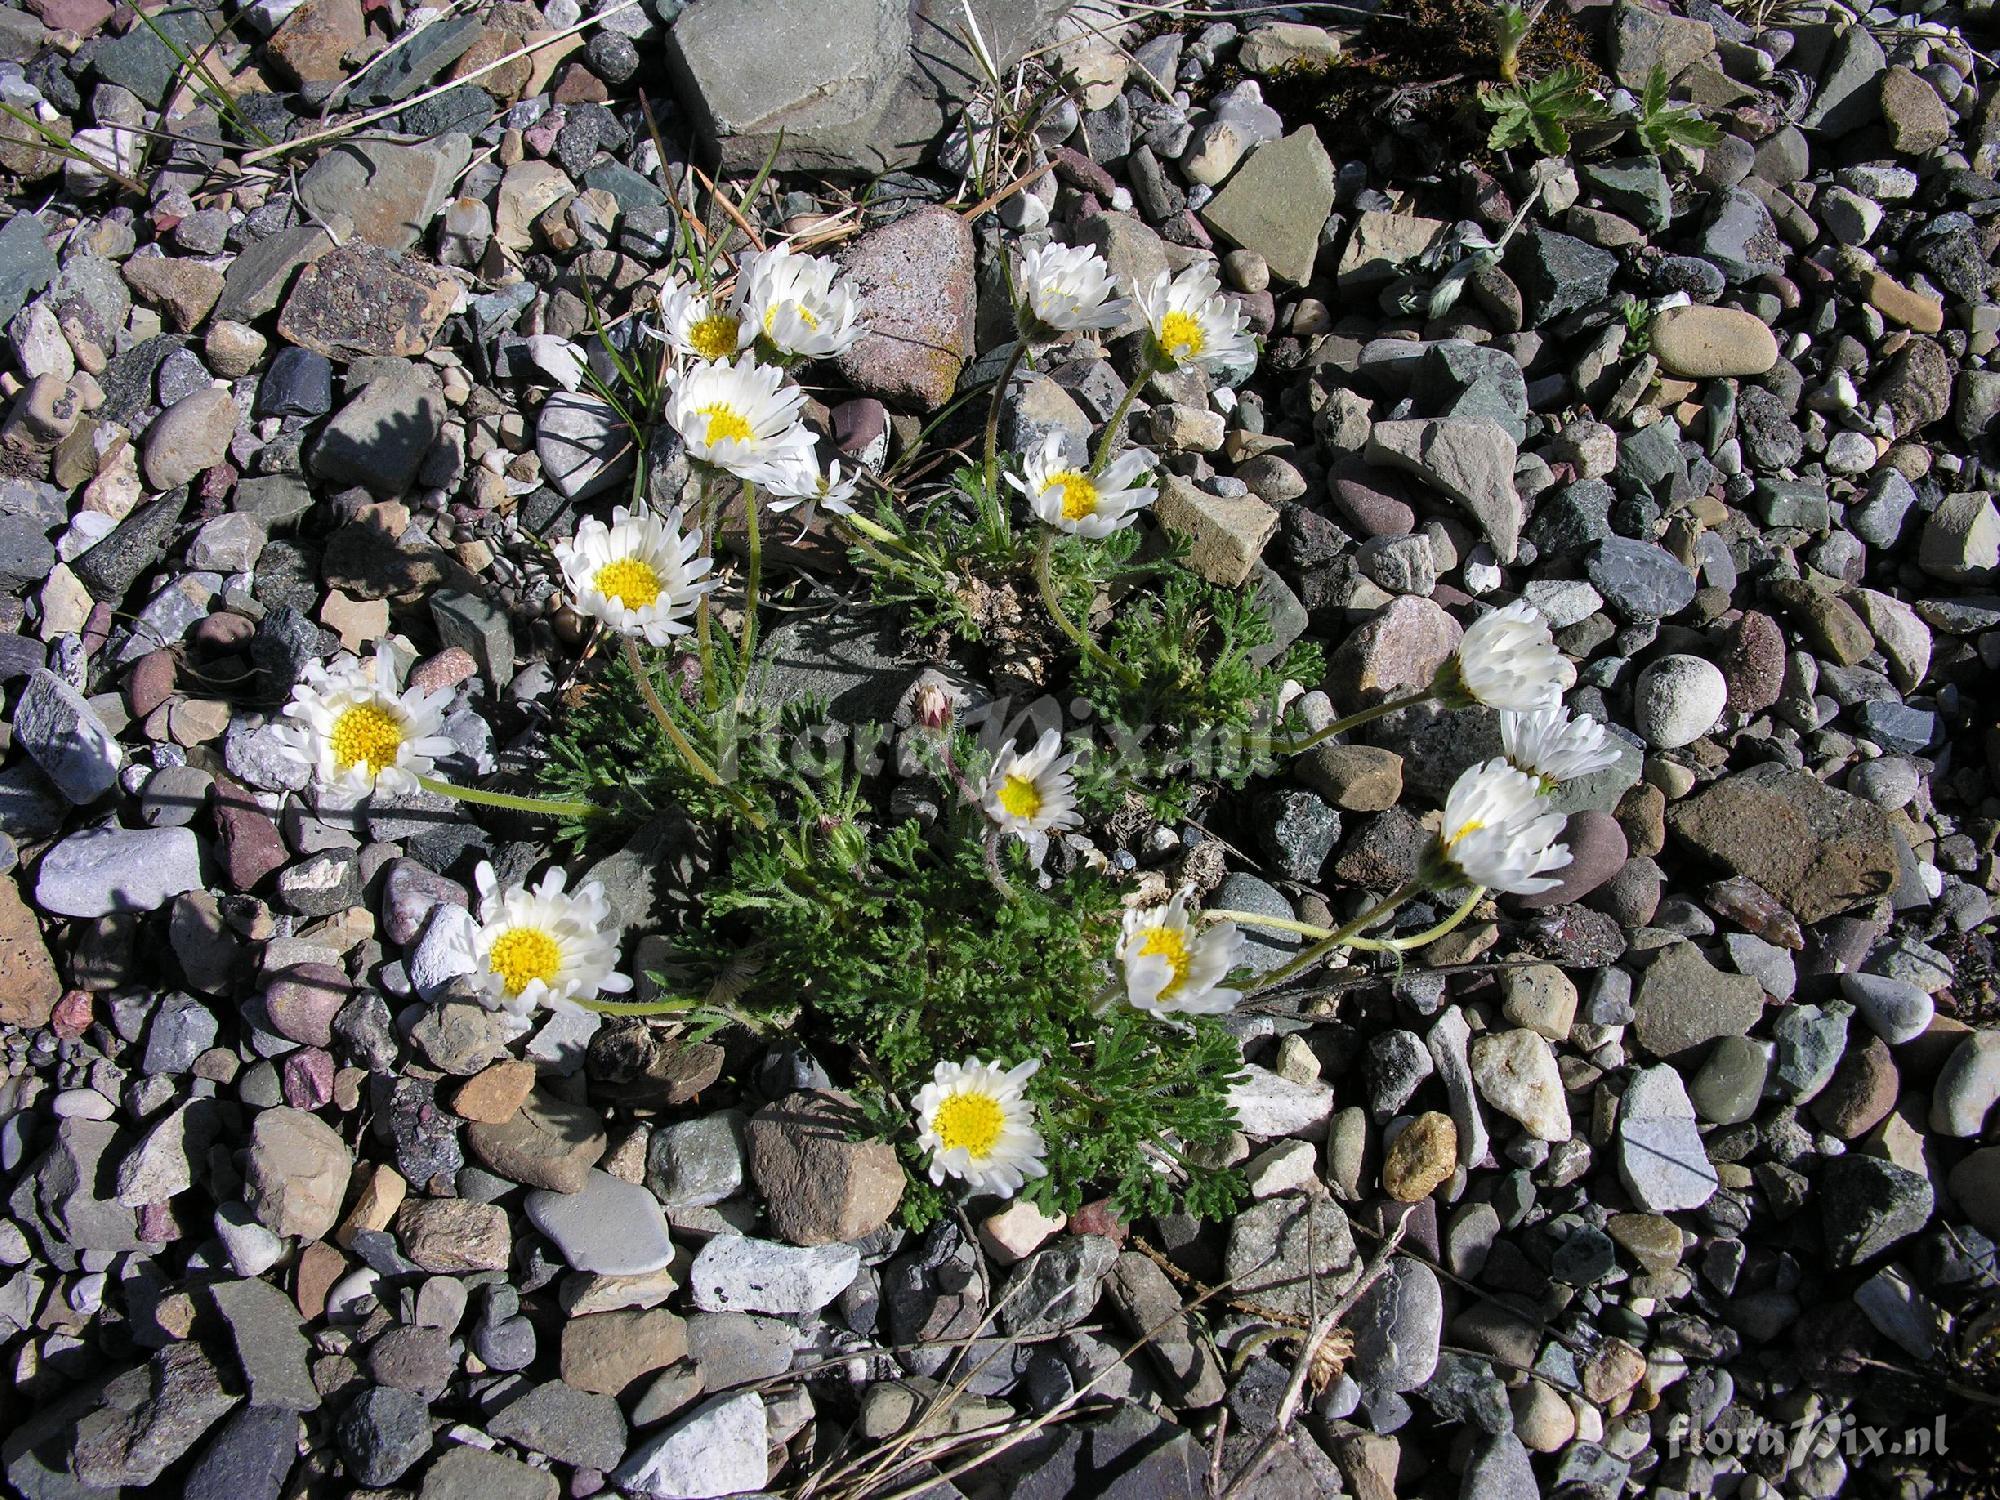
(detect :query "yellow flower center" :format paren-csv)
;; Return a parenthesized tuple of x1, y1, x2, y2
(932, 1091, 1006, 1158)
(1446, 818, 1486, 849)
(764, 301, 819, 335)
(487, 926, 563, 997)
(1137, 923, 1194, 997)
(698, 403, 755, 448)
(594, 556, 662, 610)
(1051, 471, 1099, 522)
(996, 773, 1043, 819)
(328, 702, 406, 776)
(1159, 309, 1206, 363)
(688, 312, 741, 361)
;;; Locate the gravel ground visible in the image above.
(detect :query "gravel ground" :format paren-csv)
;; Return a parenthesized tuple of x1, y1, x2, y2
(4, 0, 2000, 1496)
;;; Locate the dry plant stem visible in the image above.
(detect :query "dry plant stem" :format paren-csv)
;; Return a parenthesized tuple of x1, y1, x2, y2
(1216, 1208, 1413, 1500)
(982, 338, 1029, 501)
(1346, 883, 1485, 951)
(959, 157, 1056, 222)
(413, 772, 594, 820)
(1283, 686, 1437, 754)
(1248, 880, 1423, 996)
(1090, 360, 1153, 475)
(240, 0, 641, 167)
(736, 478, 761, 696)
(618, 636, 768, 832)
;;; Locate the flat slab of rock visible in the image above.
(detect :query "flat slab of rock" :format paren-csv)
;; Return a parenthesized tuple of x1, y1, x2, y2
(1366, 417, 1523, 561)
(36, 824, 202, 917)
(525, 1169, 674, 1275)
(1199, 126, 1334, 286)
(831, 207, 975, 411)
(613, 1391, 768, 1498)
(1618, 1065, 1719, 1212)
(467, 1090, 606, 1193)
(689, 1235, 860, 1315)
(15, 667, 123, 803)
(276, 242, 457, 360)
(1668, 764, 1902, 924)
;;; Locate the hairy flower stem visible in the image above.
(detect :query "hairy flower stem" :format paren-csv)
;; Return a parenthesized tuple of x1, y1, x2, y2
(579, 995, 696, 1016)
(1090, 360, 1154, 476)
(414, 773, 595, 820)
(982, 825, 1015, 900)
(736, 478, 761, 696)
(1280, 687, 1438, 755)
(694, 473, 721, 713)
(620, 637, 768, 832)
(982, 338, 1028, 501)
(1347, 885, 1486, 952)
(1034, 528, 1131, 684)
(1247, 880, 1423, 996)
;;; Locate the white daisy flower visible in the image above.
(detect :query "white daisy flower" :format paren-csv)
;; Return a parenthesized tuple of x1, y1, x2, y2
(1432, 758, 1572, 896)
(273, 652, 458, 797)
(1444, 601, 1575, 713)
(1008, 431, 1158, 538)
(1118, 893, 1244, 1015)
(1016, 242, 1131, 338)
(460, 862, 632, 1018)
(1137, 262, 1255, 375)
(553, 504, 715, 647)
(979, 727, 1083, 867)
(913, 1056, 1047, 1197)
(1501, 704, 1623, 790)
(738, 244, 864, 360)
(655, 274, 754, 363)
(762, 448, 861, 520)
(663, 352, 815, 484)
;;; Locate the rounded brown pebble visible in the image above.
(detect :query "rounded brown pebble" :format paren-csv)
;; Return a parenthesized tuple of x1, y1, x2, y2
(1810, 1035, 1899, 1139)
(1383, 1111, 1457, 1202)
(1717, 609, 1785, 714)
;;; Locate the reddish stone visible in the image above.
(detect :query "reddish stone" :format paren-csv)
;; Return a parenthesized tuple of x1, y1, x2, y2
(126, 649, 178, 718)
(51, 989, 93, 1040)
(211, 778, 287, 891)
(136, 1201, 180, 1243)
(28, 0, 112, 34)
(81, 601, 114, 658)
(1070, 1199, 1129, 1244)
(407, 646, 478, 696)
(191, 610, 255, 652)
(551, 62, 610, 105)
(283, 1048, 337, 1109)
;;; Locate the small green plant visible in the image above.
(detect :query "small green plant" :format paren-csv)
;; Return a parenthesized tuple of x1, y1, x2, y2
(1631, 63, 1722, 157)
(1480, 65, 1613, 154)
(1491, 0, 1548, 84)
(675, 782, 1249, 1229)
(1619, 297, 1654, 357)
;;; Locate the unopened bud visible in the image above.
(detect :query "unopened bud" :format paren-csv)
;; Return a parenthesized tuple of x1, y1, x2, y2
(914, 680, 953, 731)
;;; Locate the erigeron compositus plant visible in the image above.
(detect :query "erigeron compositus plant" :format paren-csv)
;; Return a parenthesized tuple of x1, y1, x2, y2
(275, 652, 595, 820)
(1284, 599, 1574, 755)
(460, 863, 632, 1019)
(979, 726, 1083, 869)
(1118, 894, 1246, 1016)
(736, 243, 865, 362)
(914, 1057, 1049, 1197)
(1501, 703, 1624, 789)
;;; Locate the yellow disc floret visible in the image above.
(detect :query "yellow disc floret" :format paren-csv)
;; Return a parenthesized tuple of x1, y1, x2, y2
(932, 1091, 1006, 1158)
(486, 926, 563, 997)
(765, 301, 819, 334)
(698, 404, 755, 447)
(1051, 472, 1099, 522)
(996, 773, 1044, 819)
(328, 703, 406, 776)
(594, 556, 663, 610)
(1158, 309, 1206, 364)
(688, 313, 742, 362)
(1137, 923, 1194, 998)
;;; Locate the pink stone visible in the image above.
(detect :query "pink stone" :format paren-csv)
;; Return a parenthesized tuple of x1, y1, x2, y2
(283, 1047, 337, 1110)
